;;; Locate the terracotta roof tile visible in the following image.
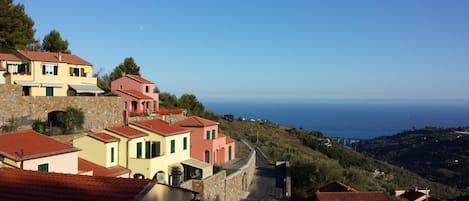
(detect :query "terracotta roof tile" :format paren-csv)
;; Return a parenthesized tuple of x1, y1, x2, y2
(0, 130, 79, 161)
(317, 181, 359, 192)
(176, 116, 218, 127)
(130, 119, 189, 136)
(78, 158, 130, 177)
(0, 53, 22, 61)
(17, 50, 92, 65)
(120, 89, 153, 100)
(0, 167, 150, 201)
(157, 108, 185, 115)
(106, 126, 148, 139)
(127, 75, 153, 84)
(225, 136, 235, 144)
(315, 192, 390, 201)
(89, 132, 119, 143)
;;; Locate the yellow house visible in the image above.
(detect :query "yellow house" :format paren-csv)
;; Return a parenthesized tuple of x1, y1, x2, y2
(0, 50, 103, 96)
(74, 119, 213, 184)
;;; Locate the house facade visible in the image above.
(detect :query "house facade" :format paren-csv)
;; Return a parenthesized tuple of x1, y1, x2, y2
(111, 74, 159, 116)
(0, 50, 103, 96)
(0, 130, 79, 174)
(74, 119, 212, 184)
(176, 116, 235, 165)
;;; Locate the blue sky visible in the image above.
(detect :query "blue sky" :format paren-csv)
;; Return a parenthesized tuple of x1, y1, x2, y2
(16, 0, 469, 102)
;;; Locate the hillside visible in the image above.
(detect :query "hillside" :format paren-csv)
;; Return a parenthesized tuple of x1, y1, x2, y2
(211, 117, 464, 201)
(357, 127, 469, 190)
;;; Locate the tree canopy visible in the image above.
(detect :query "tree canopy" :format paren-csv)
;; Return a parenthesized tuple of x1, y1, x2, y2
(0, 0, 36, 53)
(178, 94, 205, 116)
(42, 29, 70, 53)
(110, 57, 141, 81)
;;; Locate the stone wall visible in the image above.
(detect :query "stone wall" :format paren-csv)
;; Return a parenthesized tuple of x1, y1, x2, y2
(181, 141, 256, 201)
(0, 85, 123, 132)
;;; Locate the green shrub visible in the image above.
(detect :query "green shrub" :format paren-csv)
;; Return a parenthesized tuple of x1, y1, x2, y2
(32, 120, 47, 134)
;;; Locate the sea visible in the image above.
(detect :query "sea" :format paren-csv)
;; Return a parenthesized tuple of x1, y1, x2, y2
(203, 99, 469, 139)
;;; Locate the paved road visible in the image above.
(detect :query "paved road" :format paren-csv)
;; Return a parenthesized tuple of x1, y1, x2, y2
(243, 148, 286, 201)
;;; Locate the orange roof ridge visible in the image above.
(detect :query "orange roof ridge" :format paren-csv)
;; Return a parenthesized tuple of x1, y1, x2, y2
(130, 119, 189, 136)
(126, 74, 153, 84)
(0, 130, 79, 161)
(119, 89, 153, 100)
(106, 126, 148, 139)
(176, 116, 218, 127)
(88, 132, 119, 143)
(17, 49, 92, 65)
(78, 158, 130, 177)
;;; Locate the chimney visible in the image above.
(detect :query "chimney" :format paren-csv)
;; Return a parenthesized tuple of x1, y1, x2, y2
(58, 52, 62, 61)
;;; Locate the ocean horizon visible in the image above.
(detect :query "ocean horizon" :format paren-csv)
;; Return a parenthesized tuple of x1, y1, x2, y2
(203, 99, 469, 139)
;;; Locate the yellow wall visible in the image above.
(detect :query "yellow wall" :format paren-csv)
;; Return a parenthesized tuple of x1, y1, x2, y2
(103, 130, 131, 168)
(73, 136, 107, 167)
(105, 141, 119, 168)
(8, 60, 97, 96)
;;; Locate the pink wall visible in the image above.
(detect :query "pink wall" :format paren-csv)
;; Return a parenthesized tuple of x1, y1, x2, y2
(186, 124, 235, 165)
(22, 152, 78, 174)
(111, 76, 159, 115)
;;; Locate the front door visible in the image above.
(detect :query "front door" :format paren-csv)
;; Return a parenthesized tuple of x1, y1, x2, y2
(46, 87, 54, 96)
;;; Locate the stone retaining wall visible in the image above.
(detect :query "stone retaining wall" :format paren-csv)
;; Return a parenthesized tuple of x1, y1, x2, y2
(181, 141, 256, 201)
(0, 85, 123, 132)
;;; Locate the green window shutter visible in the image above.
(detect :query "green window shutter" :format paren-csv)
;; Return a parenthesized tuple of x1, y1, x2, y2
(136, 142, 142, 158)
(228, 146, 232, 160)
(212, 129, 215, 139)
(38, 163, 49, 172)
(183, 137, 187, 150)
(206, 131, 210, 140)
(170, 140, 175, 153)
(145, 141, 151, 158)
(111, 147, 115, 162)
(42, 65, 46, 75)
(25, 64, 30, 72)
(205, 151, 210, 163)
(53, 65, 58, 75)
(46, 87, 53, 96)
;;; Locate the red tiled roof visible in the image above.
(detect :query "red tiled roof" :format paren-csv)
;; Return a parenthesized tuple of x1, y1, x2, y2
(127, 75, 153, 84)
(225, 136, 235, 144)
(0, 130, 79, 161)
(0, 167, 150, 201)
(88, 132, 119, 143)
(130, 119, 190, 136)
(317, 181, 359, 192)
(315, 192, 390, 201)
(78, 158, 130, 177)
(157, 108, 185, 115)
(119, 89, 153, 100)
(0, 53, 22, 61)
(17, 50, 92, 65)
(176, 116, 218, 127)
(106, 126, 148, 139)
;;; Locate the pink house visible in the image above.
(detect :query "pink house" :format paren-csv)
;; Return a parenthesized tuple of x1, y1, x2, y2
(0, 130, 79, 174)
(111, 74, 159, 117)
(176, 116, 235, 165)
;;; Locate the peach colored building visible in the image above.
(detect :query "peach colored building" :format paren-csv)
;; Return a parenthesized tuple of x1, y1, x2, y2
(176, 116, 235, 165)
(111, 75, 159, 118)
(0, 130, 79, 174)
(0, 50, 103, 96)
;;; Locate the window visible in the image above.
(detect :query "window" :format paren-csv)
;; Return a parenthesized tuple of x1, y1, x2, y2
(7, 63, 18, 73)
(111, 147, 115, 163)
(205, 151, 210, 163)
(136, 142, 142, 158)
(38, 163, 49, 172)
(42, 64, 58, 75)
(183, 137, 187, 150)
(70, 67, 84, 77)
(145, 141, 151, 158)
(212, 129, 216, 139)
(45, 87, 54, 96)
(145, 86, 149, 93)
(206, 131, 210, 140)
(124, 102, 127, 109)
(22, 86, 30, 96)
(228, 146, 232, 160)
(170, 140, 175, 153)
